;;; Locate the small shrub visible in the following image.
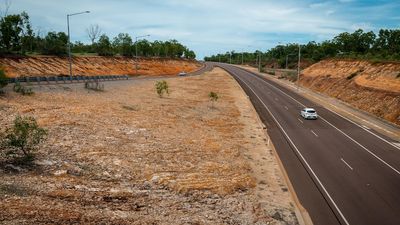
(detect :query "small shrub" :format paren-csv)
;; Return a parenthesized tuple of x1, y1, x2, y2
(208, 91, 219, 108)
(13, 82, 34, 95)
(1, 116, 47, 163)
(396, 73, 400, 79)
(155, 80, 169, 97)
(84, 81, 104, 91)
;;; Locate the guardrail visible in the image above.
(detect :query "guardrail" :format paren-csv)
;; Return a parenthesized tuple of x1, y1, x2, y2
(8, 75, 129, 85)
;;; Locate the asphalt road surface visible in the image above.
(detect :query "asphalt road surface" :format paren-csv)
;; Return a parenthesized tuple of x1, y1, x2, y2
(211, 62, 400, 225)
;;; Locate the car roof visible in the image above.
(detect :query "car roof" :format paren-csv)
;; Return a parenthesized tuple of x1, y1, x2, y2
(303, 108, 316, 111)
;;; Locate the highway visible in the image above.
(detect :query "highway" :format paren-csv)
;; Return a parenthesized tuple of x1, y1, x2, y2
(212, 63, 400, 225)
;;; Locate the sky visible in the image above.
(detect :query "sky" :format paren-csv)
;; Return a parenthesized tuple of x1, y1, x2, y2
(6, 0, 400, 59)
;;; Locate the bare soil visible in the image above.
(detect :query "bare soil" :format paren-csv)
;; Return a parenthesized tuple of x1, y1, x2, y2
(0, 56, 202, 77)
(0, 68, 297, 224)
(301, 59, 400, 125)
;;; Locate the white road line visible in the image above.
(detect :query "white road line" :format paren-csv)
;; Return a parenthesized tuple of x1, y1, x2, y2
(341, 158, 354, 170)
(275, 97, 279, 101)
(248, 72, 400, 175)
(298, 118, 304, 124)
(284, 106, 289, 110)
(311, 130, 319, 137)
(248, 69, 400, 151)
(362, 125, 370, 130)
(231, 71, 350, 225)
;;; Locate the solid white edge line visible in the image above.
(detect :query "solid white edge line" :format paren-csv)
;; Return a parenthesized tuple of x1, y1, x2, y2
(251, 69, 400, 151)
(340, 158, 354, 170)
(230, 70, 351, 225)
(248, 71, 400, 175)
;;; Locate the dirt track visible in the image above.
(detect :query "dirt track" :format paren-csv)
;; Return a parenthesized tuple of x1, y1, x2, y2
(0, 68, 297, 224)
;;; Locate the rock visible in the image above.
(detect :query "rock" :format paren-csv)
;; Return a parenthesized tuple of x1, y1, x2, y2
(53, 169, 67, 176)
(35, 159, 56, 166)
(151, 175, 160, 184)
(5, 164, 22, 173)
(272, 211, 283, 221)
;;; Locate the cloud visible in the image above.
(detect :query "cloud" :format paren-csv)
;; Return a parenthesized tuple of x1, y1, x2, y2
(5, 0, 400, 59)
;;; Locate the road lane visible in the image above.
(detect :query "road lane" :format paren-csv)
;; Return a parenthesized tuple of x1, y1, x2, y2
(213, 63, 400, 225)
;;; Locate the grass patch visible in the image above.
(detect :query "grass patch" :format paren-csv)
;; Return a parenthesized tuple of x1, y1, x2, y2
(122, 105, 140, 111)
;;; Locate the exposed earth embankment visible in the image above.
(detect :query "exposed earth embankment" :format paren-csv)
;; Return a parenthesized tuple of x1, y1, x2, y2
(301, 59, 400, 126)
(0, 56, 202, 77)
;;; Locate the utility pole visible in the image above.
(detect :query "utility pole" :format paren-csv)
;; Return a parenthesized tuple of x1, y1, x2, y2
(241, 52, 244, 65)
(258, 52, 261, 72)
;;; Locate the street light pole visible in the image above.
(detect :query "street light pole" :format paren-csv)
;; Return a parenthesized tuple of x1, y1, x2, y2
(297, 43, 301, 91)
(135, 34, 150, 75)
(67, 11, 90, 81)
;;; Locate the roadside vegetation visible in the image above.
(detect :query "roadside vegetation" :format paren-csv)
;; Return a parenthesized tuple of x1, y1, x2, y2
(155, 80, 169, 97)
(205, 29, 400, 68)
(208, 91, 219, 109)
(1, 116, 47, 164)
(0, 69, 7, 93)
(0, 11, 196, 59)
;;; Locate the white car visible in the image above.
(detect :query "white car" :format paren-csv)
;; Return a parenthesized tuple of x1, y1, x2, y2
(301, 108, 318, 120)
(178, 71, 187, 76)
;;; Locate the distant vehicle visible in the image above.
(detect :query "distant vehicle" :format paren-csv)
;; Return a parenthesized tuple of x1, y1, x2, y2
(301, 108, 318, 120)
(178, 71, 187, 76)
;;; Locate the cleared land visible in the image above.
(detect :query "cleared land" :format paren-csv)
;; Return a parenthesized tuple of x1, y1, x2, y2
(0, 68, 297, 224)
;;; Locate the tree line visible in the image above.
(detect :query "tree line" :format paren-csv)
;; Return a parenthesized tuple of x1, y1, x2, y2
(0, 11, 196, 59)
(204, 29, 400, 68)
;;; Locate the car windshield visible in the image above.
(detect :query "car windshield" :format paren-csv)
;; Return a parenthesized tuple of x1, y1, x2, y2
(307, 110, 316, 113)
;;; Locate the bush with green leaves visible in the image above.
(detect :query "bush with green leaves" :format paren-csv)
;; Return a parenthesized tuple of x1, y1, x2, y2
(0, 69, 7, 93)
(13, 82, 33, 95)
(84, 81, 104, 91)
(208, 91, 219, 108)
(1, 116, 47, 163)
(155, 80, 169, 97)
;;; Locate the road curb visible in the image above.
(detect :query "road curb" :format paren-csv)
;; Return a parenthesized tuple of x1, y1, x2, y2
(223, 66, 313, 225)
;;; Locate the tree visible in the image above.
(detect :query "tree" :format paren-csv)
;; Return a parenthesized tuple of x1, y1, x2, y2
(0, 69, 7, 92)
(96, 34, 114, 56)
(155, 80, 169, 97)
(86, 24, 101, 44)
(40, 31, 68, 55)
(1, 116, 47, 162)
(113, 33, 133, 56)
(0, 11, 32, 53)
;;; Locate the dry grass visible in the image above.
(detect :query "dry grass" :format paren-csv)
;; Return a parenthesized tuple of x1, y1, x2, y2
(0, 68, 296, 224)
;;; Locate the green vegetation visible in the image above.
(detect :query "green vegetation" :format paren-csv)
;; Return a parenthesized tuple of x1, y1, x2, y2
(13, 82, 33, 95)
(155, 80, 169, 97)
(0, 69, 7, 93)
(84, 81, 104, 91)
(0, 11, 196, 59)
(205, 29, 400, 68)
(1, 116, 47, 163)
(208, 92, 219, 108)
